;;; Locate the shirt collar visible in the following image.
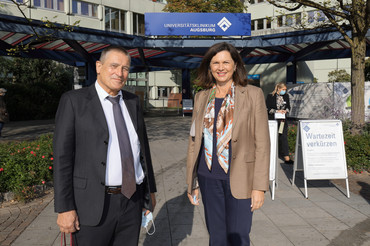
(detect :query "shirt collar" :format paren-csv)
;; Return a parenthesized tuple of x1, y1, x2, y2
(95, 81, 123, 103)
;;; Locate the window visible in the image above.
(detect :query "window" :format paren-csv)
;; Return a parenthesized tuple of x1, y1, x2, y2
(34, 0, 64, 11)
(277, 16, 284, 27)
(266, 18, 271, 29)
(133, 13, 145, 35)
(308, 11, 315, 23)
(257, 19, 263, 30)
(72, 0, 98, 17)
(317, 10, 326, 22)
(158, 87, 169, 98)
(251, 20, 255, 31)
(295, 13, 301, 26)
(286, 14, 293, 26)
(105, 7, 126, 33)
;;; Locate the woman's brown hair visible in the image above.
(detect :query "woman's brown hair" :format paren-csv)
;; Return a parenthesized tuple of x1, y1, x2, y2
(195, 42, 248, 89)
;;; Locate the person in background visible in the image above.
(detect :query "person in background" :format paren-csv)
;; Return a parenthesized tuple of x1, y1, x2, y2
(266, 82, 293, 164)
(0, 88, 9, 137)
(53, 46, 156, 246)
(186, 42, 270, 246)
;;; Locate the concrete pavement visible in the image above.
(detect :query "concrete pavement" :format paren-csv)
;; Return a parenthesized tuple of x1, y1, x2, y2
(2, 116, 370, 246)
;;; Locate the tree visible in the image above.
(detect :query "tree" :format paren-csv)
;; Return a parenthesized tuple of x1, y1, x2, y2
(164, 0, 246, 13)
(266, 0, 370, 129)
(0, 57, 73, 120)
(328, 69, 351, 82)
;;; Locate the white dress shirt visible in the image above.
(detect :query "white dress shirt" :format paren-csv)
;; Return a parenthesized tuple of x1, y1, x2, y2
(95, 82, 145, 186)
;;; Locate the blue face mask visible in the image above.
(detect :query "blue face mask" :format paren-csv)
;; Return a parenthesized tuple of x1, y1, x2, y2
(141, 211, 155, 235)
(279, 90, 286, 95)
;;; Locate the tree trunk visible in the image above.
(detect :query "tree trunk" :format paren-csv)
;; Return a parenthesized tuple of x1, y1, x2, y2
(350, 36, 366, 129)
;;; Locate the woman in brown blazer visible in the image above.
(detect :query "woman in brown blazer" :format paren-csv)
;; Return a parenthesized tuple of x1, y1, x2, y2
(186, 42, 270, 246)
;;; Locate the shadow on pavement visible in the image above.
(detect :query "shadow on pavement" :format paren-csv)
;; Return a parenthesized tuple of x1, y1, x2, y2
(358, 181, 370, 204)
(143, 192, 195, 246)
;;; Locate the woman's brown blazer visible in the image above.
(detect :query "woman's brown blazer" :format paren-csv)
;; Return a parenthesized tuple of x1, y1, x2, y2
(186, 84, 270, 199)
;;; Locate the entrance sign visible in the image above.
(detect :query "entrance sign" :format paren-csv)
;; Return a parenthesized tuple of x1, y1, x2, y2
(182, 99, 193, 117)
(293, 120, 349, 198)
(145, 13, 251, 36)
(268, 120, 278, 200)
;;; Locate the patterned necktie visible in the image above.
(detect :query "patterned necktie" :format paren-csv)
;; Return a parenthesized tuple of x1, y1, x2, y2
(107, 95, 136, 199)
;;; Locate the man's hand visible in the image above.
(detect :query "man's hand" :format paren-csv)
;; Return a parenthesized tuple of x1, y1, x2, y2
(251, 190, 265, 212)
(150, 193, 156, 211)
(57, 210, 80, 233)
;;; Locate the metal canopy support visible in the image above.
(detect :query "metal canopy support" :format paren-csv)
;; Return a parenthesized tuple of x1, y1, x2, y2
(138, 48, 148, 70)
(286, 61, 297, 84)
(182, 69, 191, 100)
(63, 39, 97, 86)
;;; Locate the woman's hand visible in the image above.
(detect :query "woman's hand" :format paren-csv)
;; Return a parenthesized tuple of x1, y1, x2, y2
(251, 190, 265, 212)
(187, 189, 200, 206)
(277, 110, 286, 114)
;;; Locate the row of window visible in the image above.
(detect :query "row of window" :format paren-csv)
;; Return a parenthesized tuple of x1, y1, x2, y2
(2, 0, 145, 34)
(251, 10, 328, 31)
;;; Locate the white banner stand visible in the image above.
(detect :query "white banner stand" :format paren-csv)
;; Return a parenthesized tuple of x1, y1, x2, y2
(268, 120, 279, 200)
(293, 120, 350, 198)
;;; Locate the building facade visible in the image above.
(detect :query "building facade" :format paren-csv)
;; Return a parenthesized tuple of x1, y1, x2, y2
(247, 0, 351, 93)
(0, 0, 182, 109)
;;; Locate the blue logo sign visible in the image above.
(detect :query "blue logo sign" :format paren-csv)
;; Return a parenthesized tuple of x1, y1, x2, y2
(145, 13, 251, 36)
(248, 74, 260, 80)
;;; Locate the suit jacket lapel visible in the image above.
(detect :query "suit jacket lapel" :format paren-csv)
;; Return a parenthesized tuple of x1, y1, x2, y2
(122, 90, 138, 132)
(86, 85, 109, 134)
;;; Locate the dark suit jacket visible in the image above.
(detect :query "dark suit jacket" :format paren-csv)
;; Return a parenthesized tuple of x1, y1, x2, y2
(187, 85, 270, 199)
(265, 93, 291, 120)
(53, 84, 156, 226)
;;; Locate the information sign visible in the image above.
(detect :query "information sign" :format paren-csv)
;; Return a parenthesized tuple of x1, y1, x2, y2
(293, 120, 349, 198)
(145, 13, 251, 36)
(182, 99, 193, 117)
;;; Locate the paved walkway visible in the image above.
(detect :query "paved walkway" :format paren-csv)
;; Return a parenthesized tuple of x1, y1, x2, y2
(1, 117, 369, 246)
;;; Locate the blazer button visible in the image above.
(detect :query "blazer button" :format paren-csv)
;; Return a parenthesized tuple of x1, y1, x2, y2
(104, 140, 108, 145)
(100, 181, 105, 186)
(101, 161, 106, 166)
(232, 155, 236, 159)
(233, 139, 237, 142)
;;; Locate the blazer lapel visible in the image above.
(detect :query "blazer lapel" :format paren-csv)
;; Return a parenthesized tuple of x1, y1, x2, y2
(195, 89, 212, 139)
(233, 85, 247, 132)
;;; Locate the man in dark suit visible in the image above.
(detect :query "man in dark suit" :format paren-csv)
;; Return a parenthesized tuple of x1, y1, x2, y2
(53, 46, 156, 246)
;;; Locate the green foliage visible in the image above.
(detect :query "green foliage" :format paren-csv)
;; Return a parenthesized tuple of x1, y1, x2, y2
(287, 122, 370, 172)
(344, 132, 370, 172)
(328, 69, 351, 82)
(0, 57, 73, 120)
(287, 122, 297, 160)
(0, 134, 54, 201)
(164, 0, 246, 13)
